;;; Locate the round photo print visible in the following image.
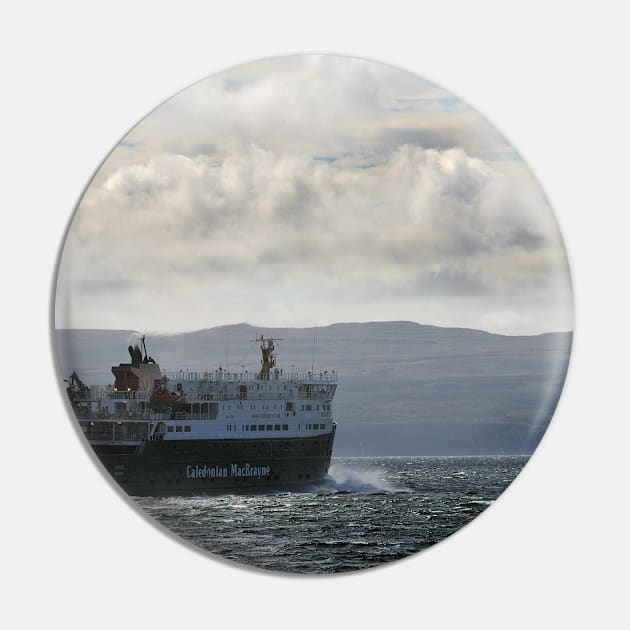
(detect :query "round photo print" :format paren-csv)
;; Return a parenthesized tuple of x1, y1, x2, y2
(54, 54, 573, 574)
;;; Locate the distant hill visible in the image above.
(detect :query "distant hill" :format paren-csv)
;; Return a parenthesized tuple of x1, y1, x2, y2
(54, 322, 572, 456)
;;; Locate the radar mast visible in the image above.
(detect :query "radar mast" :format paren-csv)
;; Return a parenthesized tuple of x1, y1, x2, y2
(256, 334, 283, 379)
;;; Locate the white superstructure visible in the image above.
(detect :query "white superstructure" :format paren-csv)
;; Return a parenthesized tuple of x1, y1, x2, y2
(72, 335, 337, 445)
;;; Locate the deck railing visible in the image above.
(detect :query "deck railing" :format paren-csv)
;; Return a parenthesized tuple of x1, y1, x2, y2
(161, 370, 337, 383)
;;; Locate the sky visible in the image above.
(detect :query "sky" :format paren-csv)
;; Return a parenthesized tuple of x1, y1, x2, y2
(55, 55, 573, 335)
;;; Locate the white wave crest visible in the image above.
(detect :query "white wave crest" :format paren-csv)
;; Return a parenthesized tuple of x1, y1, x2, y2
(316, 463, 402, 494)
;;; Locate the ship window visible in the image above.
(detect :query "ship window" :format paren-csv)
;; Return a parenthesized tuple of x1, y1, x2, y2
(282, 424, 288, 430)
(167, 426, 174, 432)
(176, 426, 182, 432)
(266, 425, 272, 431)
(184, 426, 191, 432)
(274, 424, 280, 430)
(245, 425, 249, 431)
(251, 425, 257, 431)
(258, 425, 265, 431)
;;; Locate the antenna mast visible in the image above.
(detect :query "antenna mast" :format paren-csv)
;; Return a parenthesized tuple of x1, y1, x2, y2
(225, 326, 230, 372)
(311, 316, 318, 373)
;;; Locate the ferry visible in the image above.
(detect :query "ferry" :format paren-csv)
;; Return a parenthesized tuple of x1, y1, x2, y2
(65, 335, 337, 496)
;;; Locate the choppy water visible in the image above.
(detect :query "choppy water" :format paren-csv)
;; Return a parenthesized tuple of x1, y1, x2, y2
(135, 455, 528, 573)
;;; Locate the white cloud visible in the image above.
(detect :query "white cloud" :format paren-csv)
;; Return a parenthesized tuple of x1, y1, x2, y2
(55, 55, 572, 334)
(95, 55, 511, 180)
(57, 140, 572, 334)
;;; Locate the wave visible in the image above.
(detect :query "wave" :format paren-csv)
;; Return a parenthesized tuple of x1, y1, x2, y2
(312, 463, 406, 495)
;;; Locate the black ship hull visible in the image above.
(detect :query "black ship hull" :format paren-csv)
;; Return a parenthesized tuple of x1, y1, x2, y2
(90, 426, 336, 496)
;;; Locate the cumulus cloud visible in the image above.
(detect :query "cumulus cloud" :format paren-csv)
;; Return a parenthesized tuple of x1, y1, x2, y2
(55, 55, 572, 334)
(57, 141, 571, 334)
(94, 55, 511, 180)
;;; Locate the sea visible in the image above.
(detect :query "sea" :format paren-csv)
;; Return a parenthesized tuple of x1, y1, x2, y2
(135, 455, 528, 574)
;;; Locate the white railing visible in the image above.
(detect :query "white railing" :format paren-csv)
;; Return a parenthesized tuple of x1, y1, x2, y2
(79, 412, 171, 421)
(161, 370, 337, 383)
(101, 390, 153, 401)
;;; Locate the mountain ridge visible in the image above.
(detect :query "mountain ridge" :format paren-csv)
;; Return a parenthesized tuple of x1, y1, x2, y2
(55, 319, 573, 338)
(54, 321, 572, 456)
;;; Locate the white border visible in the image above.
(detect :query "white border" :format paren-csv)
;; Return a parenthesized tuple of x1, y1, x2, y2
(3, 2, 628, 628)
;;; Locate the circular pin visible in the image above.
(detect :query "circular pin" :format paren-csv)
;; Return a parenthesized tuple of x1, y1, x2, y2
(54, 54, 572, 573)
